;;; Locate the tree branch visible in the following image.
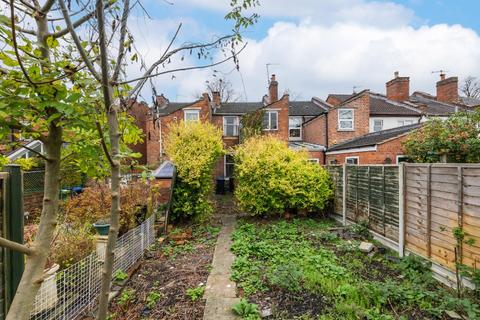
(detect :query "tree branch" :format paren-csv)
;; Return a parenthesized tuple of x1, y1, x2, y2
(57, 0, 101, 81)
(123, 43, 247, 94)
(95, 121, 114, 167)
(0, 236, 34, 255)
(39, 0, 55, 14)
(111, 0, 130, 82)
(53, 1, 114, 38)
(12, 142, 51, 162)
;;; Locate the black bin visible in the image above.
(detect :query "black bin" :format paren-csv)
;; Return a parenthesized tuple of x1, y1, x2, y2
(216, 177, 226, 194)
(228, 177, 235, 192)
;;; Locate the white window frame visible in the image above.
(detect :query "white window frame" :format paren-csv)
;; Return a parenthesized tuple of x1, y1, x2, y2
(184, 109, 200, 122)
(345, 156, 359, 164)
(223, 116, 239, 137)
(307, 158, 320, 164)
(338, 109, 354, 131)
(373, 119, 383, 132)
(263, 110, 279, 131)
(224, 154, 235, 178)
(289, 116, 303, 141)
(396, 155, 409, 163)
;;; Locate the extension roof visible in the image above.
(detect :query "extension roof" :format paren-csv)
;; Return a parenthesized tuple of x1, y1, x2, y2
(327, 123, 421, 152)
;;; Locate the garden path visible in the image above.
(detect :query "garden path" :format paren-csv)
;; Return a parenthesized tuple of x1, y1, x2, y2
(203, 196, 239, 320)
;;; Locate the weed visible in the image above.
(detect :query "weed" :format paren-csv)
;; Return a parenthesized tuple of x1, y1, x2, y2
(113, 270, 128, 282)
(118, 288, 135, 308)
(186, 287, 205, 301)
(232, 298, 260, 319)
(145, 291, 162, 309)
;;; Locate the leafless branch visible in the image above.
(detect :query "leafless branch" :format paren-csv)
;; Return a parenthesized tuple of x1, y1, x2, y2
(122, 43, 247, 95)
(111, 0, 130, 82)
(39, 0, 55, 14)
(0, 236, 33, 255)
(57, 0, 101, 81)
(13, 142, 51, 161)
(53, 1, 114, 38)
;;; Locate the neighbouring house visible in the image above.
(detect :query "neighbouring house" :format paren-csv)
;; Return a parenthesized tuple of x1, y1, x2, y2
(325, 123, 421, 165)
(324, 72, 476, 164)
(151, 75, 328, 176)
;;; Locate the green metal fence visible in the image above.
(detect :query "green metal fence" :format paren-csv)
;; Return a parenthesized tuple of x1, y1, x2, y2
(23, 170, 45, 195)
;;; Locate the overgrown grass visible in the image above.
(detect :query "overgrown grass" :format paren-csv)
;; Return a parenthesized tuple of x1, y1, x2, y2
(231, 218, 480, 319)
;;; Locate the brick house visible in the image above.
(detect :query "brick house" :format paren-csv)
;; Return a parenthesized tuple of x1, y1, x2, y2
(146, 75, 328, 175)
(324, 72, 476, 164)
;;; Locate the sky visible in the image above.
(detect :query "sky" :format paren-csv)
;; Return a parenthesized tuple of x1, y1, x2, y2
(127, 0, 480, 103)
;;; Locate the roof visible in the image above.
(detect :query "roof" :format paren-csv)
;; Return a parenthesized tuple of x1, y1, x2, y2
(327, 123, 421, 152)
(289, 100, 327, 116)
(157, 101, 202, 116)
(153, 161, 175, 179)
(212, 102, 264, 115)
(289, 141, 326, 152)
(327, 94, 354, 103)
(409, 92, 461, 116)
(369, 93, 421, 116)
(460, 96, 480, 107)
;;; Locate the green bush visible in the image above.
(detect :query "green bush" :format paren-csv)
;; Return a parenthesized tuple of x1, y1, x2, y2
(165, 121, 224, 221)
(234, 136, 333, 216)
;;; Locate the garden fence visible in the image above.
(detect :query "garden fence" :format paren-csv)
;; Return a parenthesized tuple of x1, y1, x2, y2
(29, 213, 156, 320)
(326, 163, 480, 286)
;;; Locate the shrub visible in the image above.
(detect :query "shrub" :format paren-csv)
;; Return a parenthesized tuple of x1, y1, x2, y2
(234, 136, 333, 215)
(62, 180, 151, 234)
(403, 113, 480, 163)
(49, 225, 95, 269)
(14, 157, 42, 171)
(165, 121, 224, 221)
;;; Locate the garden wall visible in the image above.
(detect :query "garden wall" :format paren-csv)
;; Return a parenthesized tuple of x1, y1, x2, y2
(326, 163, 480, 280)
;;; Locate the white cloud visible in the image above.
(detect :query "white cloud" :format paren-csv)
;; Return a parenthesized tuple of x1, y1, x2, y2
(128, 1, 480, 102)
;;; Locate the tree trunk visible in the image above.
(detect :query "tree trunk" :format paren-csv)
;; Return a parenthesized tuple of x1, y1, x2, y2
(95, 0, 122, 317)
(6, 125, 62, 320)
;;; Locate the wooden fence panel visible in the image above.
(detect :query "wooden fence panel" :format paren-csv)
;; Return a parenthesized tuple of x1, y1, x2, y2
(404, 164, 480, 271)
(325, 166, 343, 218)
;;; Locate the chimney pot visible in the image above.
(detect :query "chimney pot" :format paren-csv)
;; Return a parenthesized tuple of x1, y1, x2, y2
(394, 71, 399, 78)
(440, 73, 446, 81)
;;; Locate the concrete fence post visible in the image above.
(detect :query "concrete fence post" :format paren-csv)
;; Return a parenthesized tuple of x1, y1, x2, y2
(342, 163, 347, 226)
(398, 163, 405, 257)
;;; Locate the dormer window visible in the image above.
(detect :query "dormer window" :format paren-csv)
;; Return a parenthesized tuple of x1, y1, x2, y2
(338, 109, 354, 131)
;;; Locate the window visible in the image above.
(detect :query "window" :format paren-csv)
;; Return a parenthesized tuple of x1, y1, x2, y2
(373, 119, 383, 132)
(397, 155, 409, 163)
(184, 109, 200, 122)
(338, 109, 354, 130)
(345, 156, 359, 164)
(223, 116, 239, 136)
(307, 158, 320, 164)
(263, 110, 278, 130)
(329, 159, 339, 165)
(289, 117, 302, 140)
(398, 119, 414, 127)
(225, 154, 235, 178)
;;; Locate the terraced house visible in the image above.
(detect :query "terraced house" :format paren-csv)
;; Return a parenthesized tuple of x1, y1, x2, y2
(324, 72, 478, 165)
(143, 75, 329, 177)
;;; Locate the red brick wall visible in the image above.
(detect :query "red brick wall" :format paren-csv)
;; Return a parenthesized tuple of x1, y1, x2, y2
(326, 96, 343, 107)
(24, 192, 43, 217)
(307, 150, 325, 164)
(327, 92, 370, 147)
(128, 102, 150, 164)
(325, 134, 408, 165)
(146, 116, 161, 166)
(303, 115, 327, 146)
(264, 94, 289, 142)
(156, 94, 211, 165)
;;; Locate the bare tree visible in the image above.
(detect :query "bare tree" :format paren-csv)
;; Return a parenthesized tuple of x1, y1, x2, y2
(461, 76, 480, 99)
(206, 76, 241, 102)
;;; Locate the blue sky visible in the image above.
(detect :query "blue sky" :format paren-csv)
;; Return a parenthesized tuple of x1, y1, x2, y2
(130, 1, 480, 102)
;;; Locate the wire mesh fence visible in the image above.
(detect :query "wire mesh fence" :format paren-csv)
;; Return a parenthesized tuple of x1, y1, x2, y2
(23, 170, 45, 195)
(29, 213, 156, 320)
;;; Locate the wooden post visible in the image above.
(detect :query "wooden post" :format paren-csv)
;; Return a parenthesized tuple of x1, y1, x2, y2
(426, 164, 432, 258)
(457, 166, 464, 264)
(398, 163, 405, 257)
(342, 163, 347, 226)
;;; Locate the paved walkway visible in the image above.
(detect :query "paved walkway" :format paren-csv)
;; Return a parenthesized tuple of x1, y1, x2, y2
(203, 214, 239, 320)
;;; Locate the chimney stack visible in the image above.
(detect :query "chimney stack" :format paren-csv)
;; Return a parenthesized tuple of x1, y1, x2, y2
(212, 91, 221, 107)
(386, 71, 410, 102)
(268, 74, 278, 103)
(155, 94, 169, 109)
(436, 75, 458, 103)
